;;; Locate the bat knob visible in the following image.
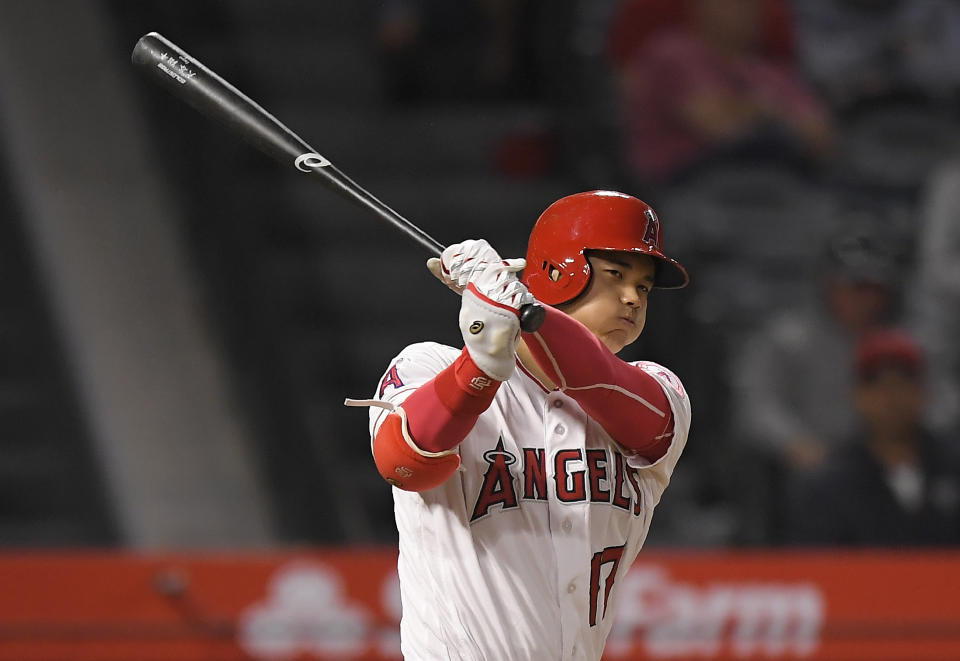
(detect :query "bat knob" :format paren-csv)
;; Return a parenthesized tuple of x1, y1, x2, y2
(519, 303, 546, 333)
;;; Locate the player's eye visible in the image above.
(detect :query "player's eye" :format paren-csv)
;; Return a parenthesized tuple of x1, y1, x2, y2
(605, 269, 622, 279)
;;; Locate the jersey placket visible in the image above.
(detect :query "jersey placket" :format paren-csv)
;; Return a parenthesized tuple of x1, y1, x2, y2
(545, 392, 591, 660)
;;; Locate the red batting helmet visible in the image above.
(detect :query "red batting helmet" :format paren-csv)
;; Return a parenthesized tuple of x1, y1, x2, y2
(523, 190, 688, 305)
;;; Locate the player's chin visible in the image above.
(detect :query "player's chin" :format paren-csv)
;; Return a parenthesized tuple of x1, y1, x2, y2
(601, 329, 635, 354)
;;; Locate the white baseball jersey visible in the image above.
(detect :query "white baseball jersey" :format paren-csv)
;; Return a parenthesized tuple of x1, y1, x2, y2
(369, 341, 691, 660)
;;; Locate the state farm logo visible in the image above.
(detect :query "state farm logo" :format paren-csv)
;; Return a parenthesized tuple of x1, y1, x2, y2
(606, 566, 823, 659)
(238, 563, 371, 659)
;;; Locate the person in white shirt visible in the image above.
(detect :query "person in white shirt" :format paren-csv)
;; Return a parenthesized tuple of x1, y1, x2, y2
(357, 190, 692, 660)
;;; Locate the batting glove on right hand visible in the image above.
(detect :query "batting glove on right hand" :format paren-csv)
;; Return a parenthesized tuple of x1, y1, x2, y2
(459, 259, 535, 381)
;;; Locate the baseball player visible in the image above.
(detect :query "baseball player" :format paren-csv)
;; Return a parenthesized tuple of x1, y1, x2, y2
(352, 190, 691, 659)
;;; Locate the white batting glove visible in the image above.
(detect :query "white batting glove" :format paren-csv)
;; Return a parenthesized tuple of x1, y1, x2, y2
(427, 239, 502, 295)
(459, 259, 535, 381)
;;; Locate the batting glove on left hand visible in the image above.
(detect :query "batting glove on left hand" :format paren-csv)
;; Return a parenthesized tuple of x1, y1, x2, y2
(459, 259, 535, 381)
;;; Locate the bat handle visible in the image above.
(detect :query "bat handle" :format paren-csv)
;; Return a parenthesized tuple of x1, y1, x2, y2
(519, 303, 546, 333)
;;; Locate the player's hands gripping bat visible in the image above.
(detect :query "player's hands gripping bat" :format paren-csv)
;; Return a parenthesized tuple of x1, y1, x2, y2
(426, 239, 504, 295)
(436, 240, 534, 381)
(130, 32, 545, 332)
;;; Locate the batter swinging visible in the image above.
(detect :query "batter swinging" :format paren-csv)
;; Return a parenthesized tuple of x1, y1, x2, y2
(356, 190, 691, 659)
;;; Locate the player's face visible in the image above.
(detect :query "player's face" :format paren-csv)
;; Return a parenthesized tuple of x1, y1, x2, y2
(562, 251, 656, 354)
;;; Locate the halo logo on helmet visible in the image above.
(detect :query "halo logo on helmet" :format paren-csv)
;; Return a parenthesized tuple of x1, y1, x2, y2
(522, 190, 688, 306)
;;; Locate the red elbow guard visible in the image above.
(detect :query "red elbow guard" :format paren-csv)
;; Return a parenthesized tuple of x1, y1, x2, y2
(373, 412, 461, 492)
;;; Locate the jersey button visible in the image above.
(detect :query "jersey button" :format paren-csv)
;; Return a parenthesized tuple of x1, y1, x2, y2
(554, 424, 566, 435)
(561, 519, 572, 532)
(567, 581, 576, 593)
(552, 400, 563, 409)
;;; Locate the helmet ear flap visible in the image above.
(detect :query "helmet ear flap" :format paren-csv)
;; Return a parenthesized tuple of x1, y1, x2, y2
(524, 253, 590, 305)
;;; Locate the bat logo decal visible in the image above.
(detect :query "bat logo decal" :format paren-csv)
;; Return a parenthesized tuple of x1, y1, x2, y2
(295, 152, 332, 171)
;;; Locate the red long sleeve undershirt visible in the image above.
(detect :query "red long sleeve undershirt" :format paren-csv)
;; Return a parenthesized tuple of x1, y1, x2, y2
(522, 305, 674, 461)
(369, 348, 491, 491)
(393, 306, 673, 462)
(401, 348, 502, 453)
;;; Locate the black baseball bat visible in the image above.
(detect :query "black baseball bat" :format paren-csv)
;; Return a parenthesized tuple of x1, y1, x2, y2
(130, 32, 545, 332)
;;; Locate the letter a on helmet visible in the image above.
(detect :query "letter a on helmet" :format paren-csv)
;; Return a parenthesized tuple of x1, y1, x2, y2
(523, 190, 689, 306)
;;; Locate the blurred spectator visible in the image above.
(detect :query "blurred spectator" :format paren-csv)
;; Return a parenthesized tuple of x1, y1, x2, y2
(618, 0, 832, 187)
(733, 224, 901, 474)
(786, 330, 960, 546)
(376, 0, 548, 105)
(909, 159, 960, 437)
(792, 0, 960, 112)
(607, 0, 796, 71)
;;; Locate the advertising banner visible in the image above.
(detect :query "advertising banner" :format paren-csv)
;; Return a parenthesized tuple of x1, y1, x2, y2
(0, 550, 957, 660)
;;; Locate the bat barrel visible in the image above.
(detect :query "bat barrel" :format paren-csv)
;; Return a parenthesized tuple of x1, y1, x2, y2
(131, 32, 543, 331)
(132, 32, 445, 256)
(132, 32, 313, 165)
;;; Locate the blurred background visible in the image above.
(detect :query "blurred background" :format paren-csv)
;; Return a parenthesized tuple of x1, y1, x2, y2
(1, 0, 958, 555)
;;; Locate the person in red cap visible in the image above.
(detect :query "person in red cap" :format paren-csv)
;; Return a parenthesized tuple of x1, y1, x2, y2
(351, 190, 691, 659)
(786, 329, 960, 547)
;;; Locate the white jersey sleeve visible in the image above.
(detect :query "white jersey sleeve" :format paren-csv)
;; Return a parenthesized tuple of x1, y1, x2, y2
(368, 341, 461, 441)
(623, 361, 692, 504)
